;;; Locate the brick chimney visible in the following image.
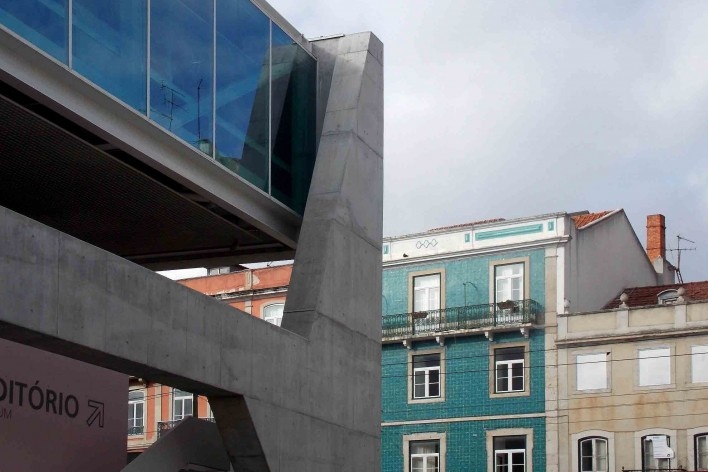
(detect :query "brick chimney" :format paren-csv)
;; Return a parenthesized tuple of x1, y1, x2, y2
(646, 214, 666, 261)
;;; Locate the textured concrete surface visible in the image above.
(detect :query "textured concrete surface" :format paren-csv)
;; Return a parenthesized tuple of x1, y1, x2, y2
(0, 32, 382, 472)
(123, 417, 231, 472)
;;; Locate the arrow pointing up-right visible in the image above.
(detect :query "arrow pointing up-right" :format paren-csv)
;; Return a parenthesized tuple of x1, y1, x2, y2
(86, 400, 104, 428)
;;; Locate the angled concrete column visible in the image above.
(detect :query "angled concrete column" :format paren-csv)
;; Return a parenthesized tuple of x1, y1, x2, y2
(216, 31, 384, 471)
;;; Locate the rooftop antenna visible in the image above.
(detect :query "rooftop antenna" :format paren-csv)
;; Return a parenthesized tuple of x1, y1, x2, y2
(668, 234, 696, 284)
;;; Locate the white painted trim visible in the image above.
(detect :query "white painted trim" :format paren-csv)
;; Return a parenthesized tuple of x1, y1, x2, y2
(382, 412, 545, 427)
(403, 432, 446, 472)
(570, 430, 615, 472)
(383, 237, 571, 268)
(687, 426, 708, 470)
(486, 427, 534, 472)
(407, 347, 446, 404)
(633, 428, 677, 470)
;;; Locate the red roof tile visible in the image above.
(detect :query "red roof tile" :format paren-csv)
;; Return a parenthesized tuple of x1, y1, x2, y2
(603, 281, 708, 309)
(571, 210, 615, 229)
(429, 218, 506, 232)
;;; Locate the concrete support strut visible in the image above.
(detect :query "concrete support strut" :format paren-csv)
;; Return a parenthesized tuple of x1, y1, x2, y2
(0, 32, 382, 472)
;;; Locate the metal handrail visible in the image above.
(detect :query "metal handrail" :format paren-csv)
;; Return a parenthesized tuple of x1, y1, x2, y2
(127, 425, 144, 435)
(381, 299, 543, 338)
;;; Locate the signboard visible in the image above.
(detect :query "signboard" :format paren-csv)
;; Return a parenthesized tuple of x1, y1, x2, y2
(0, 339, 127, 471)
(648, 435, 675, 459)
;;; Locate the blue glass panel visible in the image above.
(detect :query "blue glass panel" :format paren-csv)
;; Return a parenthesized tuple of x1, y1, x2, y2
(150, 0, 213, 153)
(0, 0, 67, 62)
(271, 25, 316, 215)
(72, 0, 147, 113)
(215, 0, 269, 191)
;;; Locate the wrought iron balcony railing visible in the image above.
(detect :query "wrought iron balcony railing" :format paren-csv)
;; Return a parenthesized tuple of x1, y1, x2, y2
(157, 416, 214, 438)
(127, 425, 144, 436)
(382, 299, 543, 339)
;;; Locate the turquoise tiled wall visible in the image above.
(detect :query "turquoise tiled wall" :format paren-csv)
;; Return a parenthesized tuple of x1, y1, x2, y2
(381, 249, 545, 316)
(382, 331, 545, 423)
(381, 417, 546, 471)
(381, 248, 547, 470)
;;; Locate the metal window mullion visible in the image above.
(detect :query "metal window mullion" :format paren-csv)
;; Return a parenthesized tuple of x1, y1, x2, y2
(146, 0, 151, 118)
(67, 0, 73, 68)
(268, 19, 272, 195)
(211, 0, 216, 158)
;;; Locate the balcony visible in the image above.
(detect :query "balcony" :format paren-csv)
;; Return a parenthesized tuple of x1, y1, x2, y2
(382, 299, 543, 342)
(157, 417, 215, 438)
(127, 425, 144, 436)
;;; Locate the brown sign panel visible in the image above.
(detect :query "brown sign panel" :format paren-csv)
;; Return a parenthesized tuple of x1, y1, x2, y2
(0, 339, 127, 471)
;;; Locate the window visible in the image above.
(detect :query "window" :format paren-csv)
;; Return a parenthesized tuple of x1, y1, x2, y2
(495, 347, 525, 393)
(128, 390, 145, 435)
(579, 437, 608, 472)
(494, 436, 526, 472)
(413, 274, 441, 312)
(642, 435, 672, 470)
(657, 290, 679, 305)
(576, 353, 608, 391)
(696, 434, 708, 470)
(413, 354, 441, 399)
(263, 303, 284, 327)
(692, 346, 708, 383)
(495, 263, 524, 304)
(638, 348, 671, 386)
(172, 389, 193, 421)
(404, 433, 446, 472)
(410, 440, 440, 472)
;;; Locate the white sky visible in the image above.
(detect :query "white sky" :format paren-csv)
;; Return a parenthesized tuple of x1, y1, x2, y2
(265, 0, 708, 282)
(167, 1, 708, 283)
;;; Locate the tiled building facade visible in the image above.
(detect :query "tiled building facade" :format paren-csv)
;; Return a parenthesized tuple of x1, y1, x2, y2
(380, 210, 671, 472)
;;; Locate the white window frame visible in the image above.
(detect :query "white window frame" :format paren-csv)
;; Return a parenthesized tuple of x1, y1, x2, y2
(408, 348, 445, 404)
(486, 428, 533, 472)
(575, 352, 610, 392)
(691, 345, 708, 384)
(408, 269, 446, 314)
(413, 354, 441, 399)
(698, 434, 708, 470)
(403, 432, 446, 472)
(637, 347, 672, 388)
(488, 257, 530, 313)
(172, 389, 193, 421)
(657, 289, 679, 305)
(128, 389, 145, 435)
(687, 427, 708, 470)
(489, 342, 531, 398)
(494, 262, 525, 305)
(633, 428, 676, 471)
(571, 431, 615, 472)
(410, 440, 440, 472)
(413, 274, 441, 312)
(263, 302, 284, 327)
(578, 437, 608, 472)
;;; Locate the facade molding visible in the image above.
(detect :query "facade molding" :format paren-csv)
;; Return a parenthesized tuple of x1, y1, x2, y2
(382, 412, 546, 427)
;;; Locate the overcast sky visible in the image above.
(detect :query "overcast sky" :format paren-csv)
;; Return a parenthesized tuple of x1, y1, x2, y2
(261, 0, 707, 282)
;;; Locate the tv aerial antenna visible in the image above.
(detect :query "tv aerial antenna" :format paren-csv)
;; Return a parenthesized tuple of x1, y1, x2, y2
(667, 234, 696, 284)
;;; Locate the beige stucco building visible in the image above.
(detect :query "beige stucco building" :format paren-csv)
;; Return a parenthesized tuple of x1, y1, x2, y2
(556, 283, 708, 471)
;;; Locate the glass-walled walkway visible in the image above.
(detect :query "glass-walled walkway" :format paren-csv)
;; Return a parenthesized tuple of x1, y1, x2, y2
(0, 0, 316, 214)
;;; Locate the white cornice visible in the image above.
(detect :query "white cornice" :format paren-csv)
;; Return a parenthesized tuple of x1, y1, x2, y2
(383, 236, 570, 268)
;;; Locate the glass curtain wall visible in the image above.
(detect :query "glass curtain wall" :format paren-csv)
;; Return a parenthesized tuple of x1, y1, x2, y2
(0, 0, 316, 215)
(73, 0, 147, 113)
(0, 0, 67, 62)
(271, 24, 316, 215)
(215, 0, 270, 191)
